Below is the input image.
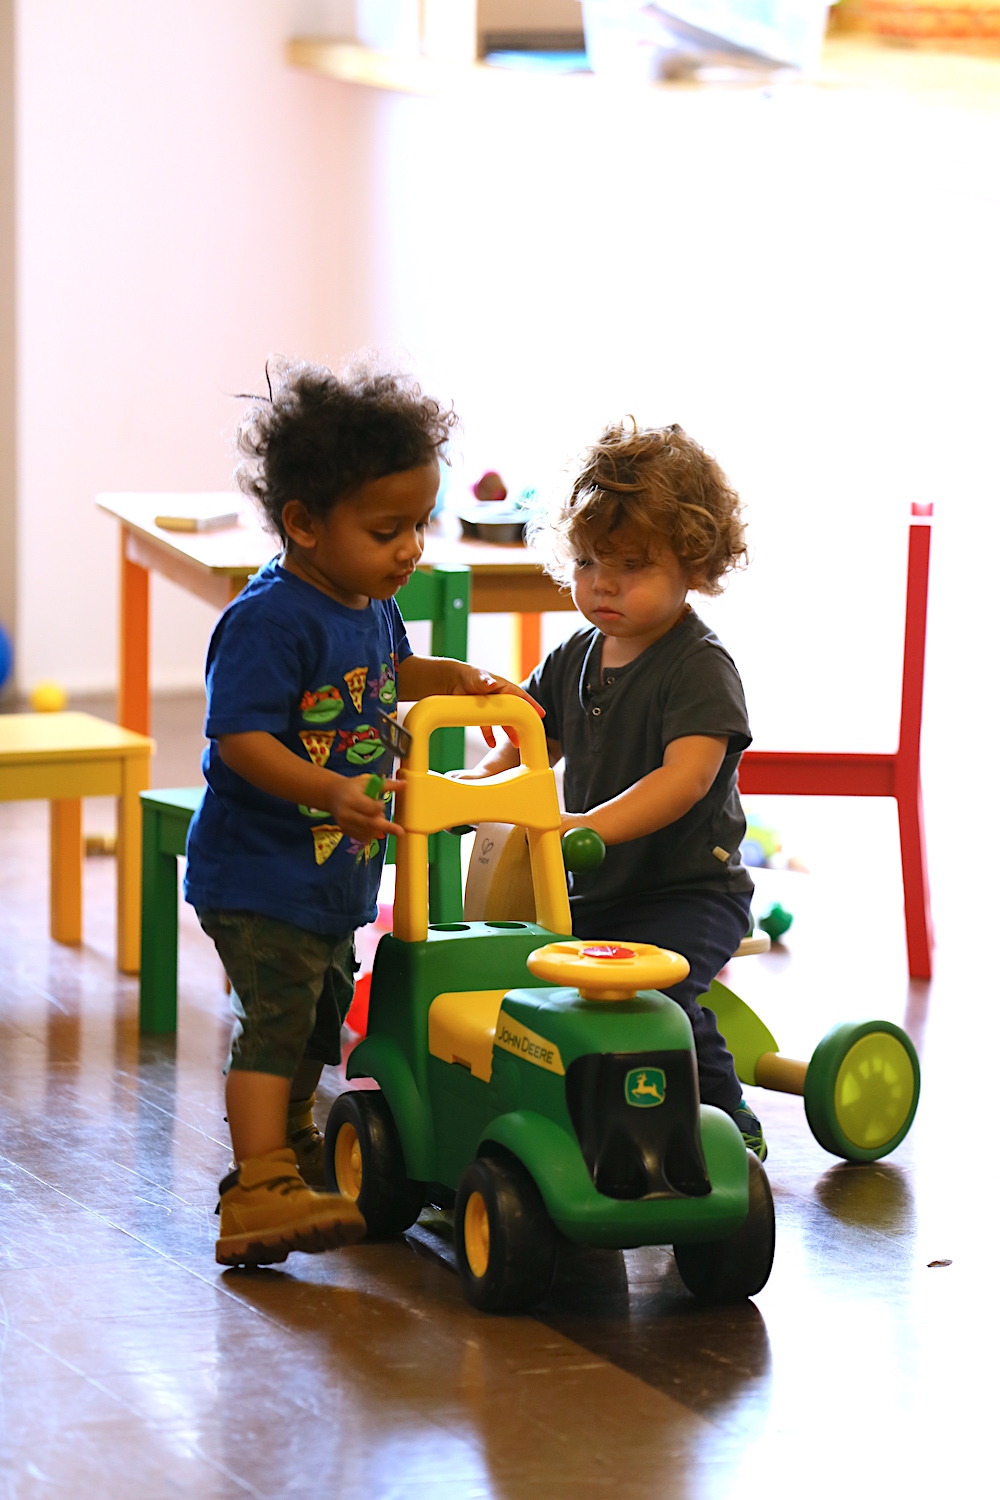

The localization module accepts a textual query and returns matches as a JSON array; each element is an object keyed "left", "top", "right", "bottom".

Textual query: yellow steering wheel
[{"left": 526, "top": 940, "right": 690, "bottom": 1002}]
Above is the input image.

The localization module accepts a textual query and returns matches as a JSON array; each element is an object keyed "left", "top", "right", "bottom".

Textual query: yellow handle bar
[
  {"left": 393, "top": 695, "right": 571, "bottom": 943},
  {"left": 398, "top": 695, "right": 551, "bottom": 775}
]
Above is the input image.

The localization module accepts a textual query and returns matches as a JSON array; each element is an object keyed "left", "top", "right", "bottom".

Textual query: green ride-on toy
[
  {"left": 706, "top": 973, "right": 920, "bottom": 1165},
  {"left": 325, "top": 695, "right": 776, "bottom": 1311},
  {"left": 463, "top": 816, "right": 921, "bottom": 1169}
]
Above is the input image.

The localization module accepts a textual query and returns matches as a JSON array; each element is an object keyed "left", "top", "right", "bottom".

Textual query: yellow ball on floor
[{"left": 30, "top": 680, "right": 68, "bottom": 713}]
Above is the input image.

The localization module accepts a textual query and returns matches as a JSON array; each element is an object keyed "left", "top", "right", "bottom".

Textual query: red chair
[{"left": 738, "top": 504, "right": 934, "bottom": 979}]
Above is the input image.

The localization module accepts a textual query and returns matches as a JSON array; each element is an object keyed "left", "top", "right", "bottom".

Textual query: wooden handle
[{"left": 754, "top": 1052, "right": 808, "bottom": 1096}]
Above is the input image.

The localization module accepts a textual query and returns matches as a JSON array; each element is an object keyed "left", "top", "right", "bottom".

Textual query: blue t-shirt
[{"left": 183, "top": 559, "right": 412, "bottom": 935}]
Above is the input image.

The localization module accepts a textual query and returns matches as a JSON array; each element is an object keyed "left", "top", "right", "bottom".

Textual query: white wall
[
  {"left": 318, "top": 76, "right": 1000, "bottom": 752},
  {"left": 15, "top": 6, "right": 1000, "bottom": 760},
  {"left": 15, "top": 0, "right": 354, "bottom": 693}
]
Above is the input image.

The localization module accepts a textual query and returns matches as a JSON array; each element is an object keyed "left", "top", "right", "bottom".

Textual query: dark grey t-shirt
[{"left": 526, "top": 611, "right": 753, "bottom": 913}]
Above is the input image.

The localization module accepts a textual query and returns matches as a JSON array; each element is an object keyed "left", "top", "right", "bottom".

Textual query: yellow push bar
[{"left": 393, "top": 695, "right": 570, "bottom": 943}]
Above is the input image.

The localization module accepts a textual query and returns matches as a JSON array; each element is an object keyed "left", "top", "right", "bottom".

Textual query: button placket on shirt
[
  {"left": 585, "top": 677, "right": 612, "bottom": 744},
  {"left": 578, "top": 633, "right": 618, "bottom": 752}
]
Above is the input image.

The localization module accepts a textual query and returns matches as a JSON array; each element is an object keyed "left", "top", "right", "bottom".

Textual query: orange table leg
[
  {"left": 50, "top": 799, "right": 82, "bottom": 945},
  {"left": 512, "top": 612, "right": 543, "bottom": 683},
  {"left": 117, "top": 750, "right": 149, "bottom": 974},
  {"left": 118, "top": 526, "right": 150, "bottom": 736}
]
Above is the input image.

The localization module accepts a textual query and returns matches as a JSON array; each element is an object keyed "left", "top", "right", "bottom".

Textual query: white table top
[{"left": 97, "top": 492, "right": 563, "bottom": 582}]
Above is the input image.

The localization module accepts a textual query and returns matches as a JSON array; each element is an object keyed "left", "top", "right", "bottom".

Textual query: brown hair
[
  {"left": 530, "top": 420, "right": 748, "bottom": 597},
  {"left": 235, "top": 356, "right": 458, "bottom": 541}
]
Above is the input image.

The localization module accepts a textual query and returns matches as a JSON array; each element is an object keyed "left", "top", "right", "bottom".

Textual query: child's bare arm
[
  {"left": 561, "top": 735, "right": 727, "bottom": 845},
  {"left": 217, "top": 732, "right": 403, "bottom": 842},
  {"left": 452, "top": 732, "right": 562, "bottom": 780},
  {"left": 397, "top": 655, "right": 541, "bottom": 709}
]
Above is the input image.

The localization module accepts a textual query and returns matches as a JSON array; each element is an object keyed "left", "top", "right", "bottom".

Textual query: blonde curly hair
[{"left": 529, "top": 420, "right": 748, "bottom": 597}]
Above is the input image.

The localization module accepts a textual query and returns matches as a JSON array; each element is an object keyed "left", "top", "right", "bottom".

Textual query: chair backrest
[
  {"left": 395, "top": 565, "right": 470, "bottom": 777},
  {"left": 898, "top": 506, "right": 931, "bottom": 774},
  {"left": 383, "top": 567, "right": 471, "bottom": 920}
]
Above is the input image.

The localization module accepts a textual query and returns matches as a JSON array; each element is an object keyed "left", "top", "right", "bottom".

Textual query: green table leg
[
  {"left": 429, "top": 831, "right": 464, "bottom": 924},
  {"left": 426, "top": 570, "right": 470, "bottom": 925},
  {"left": 364, "top": 564, "right": 471, "bottom": 928},
  {"left": 139, "top": 801, "right": 179, "bottom": 1035}
]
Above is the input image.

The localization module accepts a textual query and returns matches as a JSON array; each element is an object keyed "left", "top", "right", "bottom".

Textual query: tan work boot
[
  {"left": 216, "top": 1147, "right": 365, "bottom": 1267},
  {"left": 287, "top": 1094, "right": 327, "bottom": 1188}
]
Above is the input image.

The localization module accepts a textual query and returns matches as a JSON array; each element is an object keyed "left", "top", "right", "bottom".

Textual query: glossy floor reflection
[{"left": 1, "top": 696, "right": 994, "bottom": 1497}]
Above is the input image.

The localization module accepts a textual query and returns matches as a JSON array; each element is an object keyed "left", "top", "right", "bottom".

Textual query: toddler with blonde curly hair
[{"left": 464, "top": 419, "right": 766, "bottom": 1158}]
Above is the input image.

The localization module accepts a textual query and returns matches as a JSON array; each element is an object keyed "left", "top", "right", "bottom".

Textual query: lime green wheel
[{"left": 804, "top": 1020, "right": 920, "bottom": 1162}]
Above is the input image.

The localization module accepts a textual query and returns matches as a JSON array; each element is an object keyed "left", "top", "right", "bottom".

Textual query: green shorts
[{"left": 197, "top": 909, "right": 358, "bottom": 1079}]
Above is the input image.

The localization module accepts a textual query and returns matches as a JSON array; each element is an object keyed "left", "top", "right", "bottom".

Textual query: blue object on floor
[{"left": 0, "top": 624, "right": 11, "bottom": 692}]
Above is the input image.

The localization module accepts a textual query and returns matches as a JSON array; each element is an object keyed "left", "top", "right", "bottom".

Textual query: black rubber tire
[
  {"left": 674, "top": 1151, "right": 775, "bottom": 1303},
  {"left": 454, "top": 1154, "right": 559, "bottom": 1313},
  {"left": 324, "top": 1090, "right": 426, "bottom": 1238}
]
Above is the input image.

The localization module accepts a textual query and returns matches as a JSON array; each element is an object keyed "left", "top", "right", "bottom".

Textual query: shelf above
[
  {"left": 286, "top": 39, "right": 591, "bottom": 97},
  {"left": 287, "top": 35, "right": 1000, "bottom": 113}
]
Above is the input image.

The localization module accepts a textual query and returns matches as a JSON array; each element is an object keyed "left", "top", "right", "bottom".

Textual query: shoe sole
[{"left": 216, "top": 1211, "right": 366, "bottom": 1268}]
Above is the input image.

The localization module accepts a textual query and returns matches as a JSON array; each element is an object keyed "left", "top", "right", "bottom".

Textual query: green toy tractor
[
  {"left": 326, "top": 696, "right": 920, "bottom": 1311},
  {"left": 325, "top": 695, "right": 775, "bottom": 1311}
]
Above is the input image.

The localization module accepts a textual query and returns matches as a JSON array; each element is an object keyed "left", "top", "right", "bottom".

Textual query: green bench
[
  {"left": 139, "top": 786, "right": 204, "bottom": 1033},
  {"left": 138, "top": 565, "right": 471, "bottom": 1034}
]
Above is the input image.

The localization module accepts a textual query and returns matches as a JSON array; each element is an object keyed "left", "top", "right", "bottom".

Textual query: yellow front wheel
[
  {"left": 463, "top": 1191, "right": 491, "bottom": 1280},
  {"left": 333, "top": 1123, "right": 363, "bottom": 1201},
  {"left": 454, "top": 1156, "right": 558, "bottom": 1312},
  {"left": 324, "top": 1091, "right": 426, "bottom": 1236},
  {"left": 804, "top": 1021, "right": 920, "bottom": 1161}
]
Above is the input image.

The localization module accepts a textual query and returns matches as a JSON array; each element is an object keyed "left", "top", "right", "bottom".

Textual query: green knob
[
  {"left": 758, "top": 902, "right": 793, "bottom": 942},
  {"left": 562, "top": 827, "right": 605, "bottom": 873}
]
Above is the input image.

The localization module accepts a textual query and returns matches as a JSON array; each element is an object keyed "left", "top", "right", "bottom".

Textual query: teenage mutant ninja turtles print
[
  {"left": 311, "top": 824, "right": 344, "bottom": 866},
  {"left": 335, "top": 724, "right": 386, "bottom": 766},
  {"left": 343, "top": 666, "right": 368, "bottom": 712},
  {"left": 300, "top": 686, "right": 344, "bottom": 724},
  {"left": 371, "top": 662, "right": 397, "bottom": 706},
  {"left": 185, "top": 558, "right": 413, "bottom": 936}
]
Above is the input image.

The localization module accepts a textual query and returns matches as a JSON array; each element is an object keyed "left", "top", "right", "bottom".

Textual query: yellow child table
[{"left": 0, "top": 713, "right": 153, "bottom": 973}]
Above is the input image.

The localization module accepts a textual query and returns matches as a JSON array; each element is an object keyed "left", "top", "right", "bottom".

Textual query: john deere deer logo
[{"left": 624, "top": 1067, "right": 666, "bottom": 1108}]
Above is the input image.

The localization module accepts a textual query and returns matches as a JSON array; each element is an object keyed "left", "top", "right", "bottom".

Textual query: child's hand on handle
[
  {"left": 326, "top": 772, "right": 404, "bottom": 843},
  {"left": 446, "top": 765, "right": 493, "bottom": 783},
  {"left": 448, "top": 664, "right": 543, "bottom": 748}
]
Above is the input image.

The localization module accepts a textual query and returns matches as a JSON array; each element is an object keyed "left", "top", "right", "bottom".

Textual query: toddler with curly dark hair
[
  {"left": 184, "top": 357, "right": 538, "bottom": 1267},
  {"left": 461, "top": 419, "right": 766, "bottom": 1159}
]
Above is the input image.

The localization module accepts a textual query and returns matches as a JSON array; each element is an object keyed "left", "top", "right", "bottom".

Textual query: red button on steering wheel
[
  {"left": 526, "top": 940, "right": 691, "bottom": 1001},
  {"left": 580, "top": 944, "right": 636, "bottom": 961}
]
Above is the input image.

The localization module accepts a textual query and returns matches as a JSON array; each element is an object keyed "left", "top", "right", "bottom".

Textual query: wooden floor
[{"left": 0, "top": 693, "right": 994, "bottom": 1497}]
